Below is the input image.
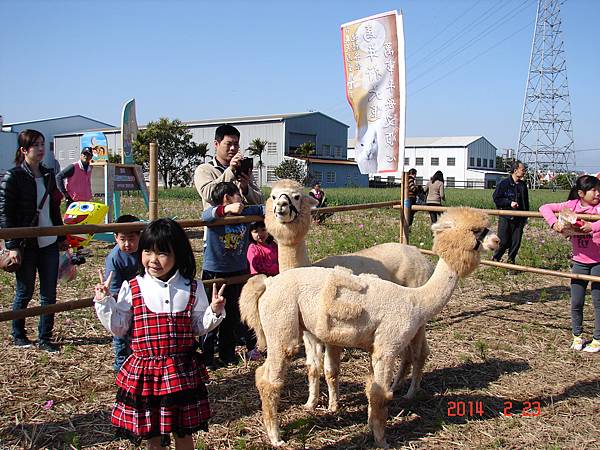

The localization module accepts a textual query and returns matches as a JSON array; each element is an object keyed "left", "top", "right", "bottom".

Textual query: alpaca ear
[
  {"left": 305, "top": 195, "right": 319, "bottom": 208},
  {"left": 431, "top": 217, "right": 454, "bottom": 234}
]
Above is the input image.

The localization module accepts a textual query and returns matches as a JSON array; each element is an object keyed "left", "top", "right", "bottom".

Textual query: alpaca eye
[
  {"left": 271, "top": 195, "right": 276, "bottom": 200},
  {"left": 293, "top": 194, "right": 300, "bottom": 201}
]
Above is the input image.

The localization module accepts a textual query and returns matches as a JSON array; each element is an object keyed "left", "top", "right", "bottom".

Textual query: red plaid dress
[{"left": 112, "top": 278, "right": 211, "bottom": 445}]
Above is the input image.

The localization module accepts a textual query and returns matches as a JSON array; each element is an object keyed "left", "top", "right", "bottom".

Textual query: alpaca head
[
  {"left": 431, "top": 207, "right": 499, "bottom": 277},
  {"left": 265, "top": 179, "right": 318, "bottom": 245}
]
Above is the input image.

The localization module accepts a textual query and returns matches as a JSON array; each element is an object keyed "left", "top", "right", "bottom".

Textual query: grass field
[{"left": 1, "top": 186, "right": 597, "bottom": 449}]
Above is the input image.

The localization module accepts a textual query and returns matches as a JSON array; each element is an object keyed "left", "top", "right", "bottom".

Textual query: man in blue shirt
[{"left": 104, "top": 214, "right": 142, "bottom": 373}]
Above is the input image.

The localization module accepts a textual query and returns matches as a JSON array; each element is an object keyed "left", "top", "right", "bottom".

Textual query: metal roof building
[
  {"left": 1, "top": 115, "right": 114, "bottom": 172},
  {"left": 54, "top": 111, "right": 368, "bottom": 188}
]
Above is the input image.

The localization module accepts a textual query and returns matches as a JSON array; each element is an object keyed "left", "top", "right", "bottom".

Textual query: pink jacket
[
  {"left": 247, "top": 241, "right": 279, "bottom": 276},
  {"left": 65, "top": 161, "right": 93, "bottom": 201},
  {"left": 539, "top": 199, "right": 600, "bottom": 264}
]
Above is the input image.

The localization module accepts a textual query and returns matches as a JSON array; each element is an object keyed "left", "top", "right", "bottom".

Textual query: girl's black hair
[
  {"left": 431, "top": 170, "right": 444, "bottom": 183},
  {"left": 138, "top": 218, "right": 196, "bottom": 281},
  {"left": 15, "top": 129, "right": 45, "bottom": 166},
  {"left": 568, "top": 175, "right": 600, "bottom": 200},
  {"left": 249, "top": 220, "right": 274, "bottom": 244},
  {"left": 211, "top": 181, "right": 240, "bottom": 205}
]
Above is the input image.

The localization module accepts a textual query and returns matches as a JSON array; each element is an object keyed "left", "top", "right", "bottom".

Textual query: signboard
[
  {"left": 81, "top": 131, "right": 108, "bottom": 161},
  {"left": 121, "top": 98, "right": 138, "bottom": 164},
  {"left": 341, "top": 10, "right": 406, "bottom": 174},
  {"left": 113, "top": 165, "right": 141, "bottom": 191}
]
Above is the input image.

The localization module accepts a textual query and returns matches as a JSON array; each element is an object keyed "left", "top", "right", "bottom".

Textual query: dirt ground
[{"left": 0, "top": 236, "right": 599, "bottom": 449}]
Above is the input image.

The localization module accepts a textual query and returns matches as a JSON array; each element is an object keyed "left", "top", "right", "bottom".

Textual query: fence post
[
  {"left": 149, "top": 142, "right": 158, "bottom": 221},
  {"left": 399, "top": 171, "right": 410, "bottom": 244}
]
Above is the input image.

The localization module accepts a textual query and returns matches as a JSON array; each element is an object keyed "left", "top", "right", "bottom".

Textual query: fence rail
[{"left": 1, "top": 199, "right": 599, "bottom": 323}]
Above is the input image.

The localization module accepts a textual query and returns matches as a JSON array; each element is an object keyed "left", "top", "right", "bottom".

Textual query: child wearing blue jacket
[{"left": 201, "top": 181, "right": 264, "bottom": 369}]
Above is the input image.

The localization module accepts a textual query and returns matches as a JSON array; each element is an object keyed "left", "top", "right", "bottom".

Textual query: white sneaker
[
  {"left": 582, "top": 339, "right": 600, "bottom": 353},
  {"left": 570, "top": 335, "right": 586, "bottom": 351}
]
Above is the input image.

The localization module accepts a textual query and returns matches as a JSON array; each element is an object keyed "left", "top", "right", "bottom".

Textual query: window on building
[
  {"left": 404, "top": 157, "right": 409, "bottom": 165},
  {"left": 447, "top": 157, "right": 456, "bottom": 166},
  {"left": 313, "top": 171, "right": 323, "bottom": 183},
  {"left": 326, "top": 171, "right": 336, "bottom": 184},
  {"left": 447, "top": 177, "right": 455, "bottom": 187},
  {"left": 267, "top": 142, "right": 277, "bottom": 155},
  {"left": 416, "top": 176, "right": 423, "bottom": 186},
  {"left": 476, "top": 157, "right": 481, "bottom": 166},
  {"left": 483, "top": 159, "right": 488, "bottom": 167},
  {"left": 416, "top": 157, "right": 424, "bottom": 166},
  {"left": 334, "top": 146, "right": 342, "bottom": 157},
  {"left": 266, "top": 166, "right": 278, "bottom": 182},
  {"left": 489, "top": 159, "right": 494, "bottom": 168},
  {"left": 322, "top": 144, "right": 330, "bottom": 157},
  {"left": 431, "top": 157, "right": 439, "bottom": 166},
  {"left": 470, "top": 157, "right": 475, "bottom": 166}
]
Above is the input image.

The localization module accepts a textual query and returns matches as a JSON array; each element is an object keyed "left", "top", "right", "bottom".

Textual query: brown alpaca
[
  {"left": 240, "top": 207, "right": 500, "bottom": 447},
  {"left": 265, "top": 179, "right": 435, "bottom": 411}
]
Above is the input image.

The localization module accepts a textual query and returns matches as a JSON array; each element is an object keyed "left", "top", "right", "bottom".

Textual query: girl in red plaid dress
[{"left": 94, "top": 218, "right": 226, "bottom": 449}]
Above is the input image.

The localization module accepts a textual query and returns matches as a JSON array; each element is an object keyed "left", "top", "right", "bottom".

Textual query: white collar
[{"left": 143, "top": 270, "right": 182, "bottom": 286}]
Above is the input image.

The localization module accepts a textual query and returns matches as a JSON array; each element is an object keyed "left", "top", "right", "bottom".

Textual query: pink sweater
[
  {"left": 539, "top": 199, "right": 600, "bottom": 264},
  {"left": 247, "top": 241, "right": 279, "bottom": 276}
]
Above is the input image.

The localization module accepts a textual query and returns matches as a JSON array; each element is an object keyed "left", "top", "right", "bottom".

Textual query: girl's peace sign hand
[
  {"left": 94, "top": 269, "right": 113, "bottom": 302},
  {"left": 211, "top": 283, "right": 226, "bottom": 316}
]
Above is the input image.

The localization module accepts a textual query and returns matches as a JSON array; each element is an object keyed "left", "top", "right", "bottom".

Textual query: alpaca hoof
[
  {"left": 328, "top": 402, "right": 338, "bottom": 412},
  {"left": 303, "top": 400, "right": 317, "bottom": 411},
  {"left": 272, "top": 440, "right": 286, "bottom": 447},
  {"left": 374, "top": 439, "right": 389, "bottom": 449}
]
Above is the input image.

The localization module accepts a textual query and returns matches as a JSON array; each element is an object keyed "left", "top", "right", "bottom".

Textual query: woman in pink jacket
[{"left": 539, "top": 175, "right": 600, "bottom": 352}]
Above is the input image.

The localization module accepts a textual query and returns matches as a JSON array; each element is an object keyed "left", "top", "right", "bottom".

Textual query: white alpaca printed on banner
[{"left": 342, "top": 10, "right": 406, "bottom": 175}]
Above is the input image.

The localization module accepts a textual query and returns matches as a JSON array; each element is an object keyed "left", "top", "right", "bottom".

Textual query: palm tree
[
  {"left": 248, "top": 138, "right": 267, "bottom": 186},
  {"left": 195, "top": 142, "right": 211, "bottom": 163},
  {"left": 297, "top": 141, "right": 316, "bottom": 185}
]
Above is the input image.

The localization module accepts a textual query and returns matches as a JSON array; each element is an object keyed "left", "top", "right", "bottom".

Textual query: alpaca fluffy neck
[
  {"left": 278, "top": 240, "right": 310, "bottom": 271},
  {"left": 414, "top": 258, "right": 459, "bottom": 322}
]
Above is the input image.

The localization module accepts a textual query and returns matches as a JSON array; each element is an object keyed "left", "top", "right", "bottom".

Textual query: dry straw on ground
[{"left": 0, "top": 208, "right": 598, "bottom": 449}]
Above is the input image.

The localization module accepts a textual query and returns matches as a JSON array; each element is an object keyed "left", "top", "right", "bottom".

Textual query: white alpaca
[
  {"left": 265, "top": 179, "right": 435, "bottom": 412},
  {"left": 241, "top": 207, "right": 499, "bottom": 447}
]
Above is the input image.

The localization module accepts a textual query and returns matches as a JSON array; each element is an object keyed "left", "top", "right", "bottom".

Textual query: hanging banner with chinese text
[
  {"left": 341, "top": 10, "right": 405, "bottom": 174},
  {"left": 121, "top": 98, "right": 138, "bottom": 165}
]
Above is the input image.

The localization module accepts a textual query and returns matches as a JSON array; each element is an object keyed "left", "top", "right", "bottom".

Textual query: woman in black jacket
[{"left": 0, "top": 129, "right": 66, "bottom": 352}]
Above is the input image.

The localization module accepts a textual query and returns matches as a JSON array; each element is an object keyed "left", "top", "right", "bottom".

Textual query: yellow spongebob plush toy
[{"left": 63, "top": 201, "right": 109, "bottom": 248}]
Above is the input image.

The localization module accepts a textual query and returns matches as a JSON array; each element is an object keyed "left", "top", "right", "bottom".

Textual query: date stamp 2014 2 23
[{"left": 446, "top": 400, "right": 541, "bottom": 417}]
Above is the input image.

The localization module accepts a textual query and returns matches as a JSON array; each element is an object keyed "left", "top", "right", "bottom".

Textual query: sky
[{"left": 1, "top": 0, "right": 598, "bottom": 171}]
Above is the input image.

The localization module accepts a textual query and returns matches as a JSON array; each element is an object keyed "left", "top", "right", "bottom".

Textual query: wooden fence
[{"left": 1, "top": 194, "right": 599, "bottom": 323}]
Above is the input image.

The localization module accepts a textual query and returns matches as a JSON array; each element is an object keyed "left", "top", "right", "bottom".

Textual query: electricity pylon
[{"left": 517, "top": 0, "right": 575, "bottom": 189}]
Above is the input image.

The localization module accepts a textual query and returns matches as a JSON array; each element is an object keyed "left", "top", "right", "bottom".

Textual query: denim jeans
[
  {"left": 112, "top": 335, "right": 132, "bottom": 373},
  {"left": 12, "top": 242, "right": 59, "bottom": 342}
]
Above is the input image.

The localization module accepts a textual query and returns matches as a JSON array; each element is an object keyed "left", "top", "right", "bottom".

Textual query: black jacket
[
  {"left": 0, "top": 162, "right": 64, "bottom": 250},
  {"left": 492, "top": 175, "right": 530, "bottom": 222}
]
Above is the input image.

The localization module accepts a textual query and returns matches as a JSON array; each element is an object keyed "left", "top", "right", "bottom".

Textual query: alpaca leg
[
  {"left": 404, "top": 327, "right": 429, "bottom": 400},
  {"left": 303, "top": 331, "right": 324, "bottom": 411},
  {"left": 366, "top": 350, "right": 396, "bottom": 449},
  {"left": 390, "top": 347, "right": 411, "bottom": 393},
  {"left": 255, "top": 351, "right": 290, "bottom": 447},
  {"left": 324, "top": 345, "right": 342, "bottom": 412}
]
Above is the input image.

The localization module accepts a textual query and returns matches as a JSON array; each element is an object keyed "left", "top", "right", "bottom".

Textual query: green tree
[
  {"left": 133, "top": 118, "right": 204, "bottom": 188},
  {"left": 248, "top": 138, "right": 267, "bottom": 186},
  {"left": 273, "top": 158, "right": 307, "bottom": 185},
  {"left": 296, "top": 141, "right": 316, "bottom": 185}
]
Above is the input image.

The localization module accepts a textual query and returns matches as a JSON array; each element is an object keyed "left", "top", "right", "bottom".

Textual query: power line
[
  {"left": 410, "top": 19, "right": 534, "bottom": 96},
  {"left": 406, "top": 0, "right": 484, "bottom": 60},
  {"left": 408, "top": 0, "right": 533, "bottom": 86}
]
